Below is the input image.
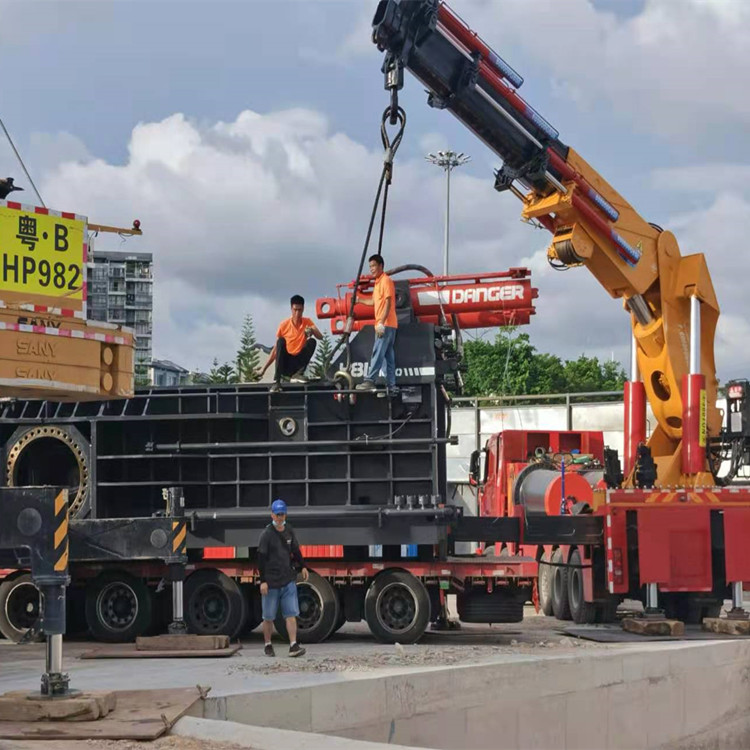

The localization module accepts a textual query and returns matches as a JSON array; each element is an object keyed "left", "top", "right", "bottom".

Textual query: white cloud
[
  {"left": 36, "top": 108, "right": 535, "bottom": 370},
  {"left": 652, "top": 163, "right": 750, "bottom": 194}
]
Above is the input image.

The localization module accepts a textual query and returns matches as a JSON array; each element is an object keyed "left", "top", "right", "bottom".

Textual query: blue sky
[{"left": 1, "top": 0, "right": 749, "bottom": 380}]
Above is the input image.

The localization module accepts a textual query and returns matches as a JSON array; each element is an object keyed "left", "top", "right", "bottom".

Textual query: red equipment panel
[
  {"left": 606, "top": 507, "right": 629, "bottom": 594},
  {"left": 636, "top": 507, "right": 712, "bottom": 591},
  {"left": 722, "top": 509, "right": 750, "bottom": 585}
]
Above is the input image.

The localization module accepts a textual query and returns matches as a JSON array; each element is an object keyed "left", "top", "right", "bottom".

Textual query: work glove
[
  {"left": 305, "top": 326, "right": 313, "bottom": 338},
  {"left": 375, "top": 323, "right": 385, "bottom": 338}
]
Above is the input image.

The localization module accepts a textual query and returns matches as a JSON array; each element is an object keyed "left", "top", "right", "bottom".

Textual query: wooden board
[
  {"left": 80, "top": 644, "right": 241, "bottom": 659},
  {"left": 622, "top": 617, "right": 685, "bottom": 636},
  {"left": 563, "top": 625, "right": 750, "bottom": 643},
  {"left": 703, "top": 617, "right": 750, "bottom": 635},
  {"left": 0, "top": 687, "right": 203, "bottom": 741},
  {"left": 136, "top": 634, "right": 229, "bottom": 651}
]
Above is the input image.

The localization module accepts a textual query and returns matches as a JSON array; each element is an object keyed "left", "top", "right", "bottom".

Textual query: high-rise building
[{"left": 87, "top": 249, "right": 153, "bottom": 383}]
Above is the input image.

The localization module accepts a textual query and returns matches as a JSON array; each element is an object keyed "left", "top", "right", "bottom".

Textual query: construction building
[{"left": 87, "top": 249, "right": 153, "bottom": 382}]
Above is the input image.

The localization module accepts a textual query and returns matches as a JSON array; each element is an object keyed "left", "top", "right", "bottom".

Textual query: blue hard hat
[{"left": 271, "top": 499, "right": 288, "bottom": 515}]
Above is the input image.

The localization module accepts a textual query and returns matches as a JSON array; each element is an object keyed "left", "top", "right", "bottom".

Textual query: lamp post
[{"left": 425, "top": 150, "right": 471, "bottom": 275}]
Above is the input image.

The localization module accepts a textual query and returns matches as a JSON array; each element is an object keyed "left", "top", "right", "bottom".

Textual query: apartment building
[{"left": 87, "top": 249, "right": 153, "bottom": 382}]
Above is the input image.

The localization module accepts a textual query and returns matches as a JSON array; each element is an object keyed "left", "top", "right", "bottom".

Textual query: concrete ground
[
  {"left": 1, "top": 607, "right": 717, "bottom": 750},
  {"left": 0, "top": 609, "right": 617, "bottom": 698}
]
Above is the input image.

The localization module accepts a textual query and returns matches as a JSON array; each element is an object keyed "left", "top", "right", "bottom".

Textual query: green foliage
[
  {"left": 209, "top": 357, "right": 237, "bottom": 384},
  {"left": 308, "top": 333, "right": 334, "bottom": 380},
  {"left": 236, "top": 315, "right": 262, "bottom": 383},
  {"left": 463, "top": 329, "right": 626, "bottom": 398}
]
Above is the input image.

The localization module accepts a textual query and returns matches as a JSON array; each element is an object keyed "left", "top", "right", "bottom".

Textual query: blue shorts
[{"left": 262, "top": 580, "right": 300, "bottom": 620}]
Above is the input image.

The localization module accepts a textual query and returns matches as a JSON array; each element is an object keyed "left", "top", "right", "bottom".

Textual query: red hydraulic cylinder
[
  {"left": 623, "top": 380, "right": 647, "bottom": 476},
  {"left": 682, "top": 373, "right": 707, "bottom": 475},
  {"left": 317, "top": 276, "right": 537, "bottom": 321},
  {"left": 328, "top": 308, "right": 535, "bottom": 334}
]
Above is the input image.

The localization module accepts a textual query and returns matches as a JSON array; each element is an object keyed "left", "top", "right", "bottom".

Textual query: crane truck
[
  {"left": 4, "top": 0, "right": 750, "bottom": 655},
  {"left": 372, "top": 0, "right": 750, "bottom": 625}
]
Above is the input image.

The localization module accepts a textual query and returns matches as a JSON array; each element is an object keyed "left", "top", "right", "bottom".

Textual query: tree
[
  {"left": 462, "top": 330, "right": 627, "bottom": 398},
  {"left": 463, "top": 330, "right": 537, "bottom": 397},
  {"left": 236, "top": 315, "right": 261, "bottom": 383},
  {"left": 209, "top": 358, "right": 236, "bottom": 384},
  {"left": 309, "top": 333, "right": 334, "bottom": 380}
]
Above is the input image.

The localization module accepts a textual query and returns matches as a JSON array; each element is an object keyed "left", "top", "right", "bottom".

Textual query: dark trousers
[{"left": 275, "top": 337, "right": 316, "bottom": 383}]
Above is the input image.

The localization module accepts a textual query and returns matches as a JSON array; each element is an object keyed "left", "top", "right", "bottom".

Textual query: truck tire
[
  {"left": 538, "top": 552, "right": 554, "bottom": 617},
  {"left": 85, "top": 570, "right": 153, "bottom": 643},
  {"left": 241, "top": 583, "right": 263, "bottom": 634},
  {"left": 185, "top": 569, "right": 246, "bottom": 639},
  {"left": 663, "top": 594, "right": 722, "bottom": 624},
  {"left": 567, "top": 549, "right": 597, "bottom": 624},
  {"left": 0, "top": 573, "right": 40, "bottom": 642},
  {"left": 66, "top": 586, "right": 88, "bottom": 637},
  {"left": 551, "top": 548, "right": 571, "bottom": 621},
  {"left": 597, "top": 597, "right": 620, "bottom": 623},
  {"left": 331, "top": 602, "right": 347, "bottom": 635},
  {"left": 274, "top": 571, "right": 340, "bottom": 644},
  {"left": 364, "top": 570, "right": 430, "bottom": 644}
]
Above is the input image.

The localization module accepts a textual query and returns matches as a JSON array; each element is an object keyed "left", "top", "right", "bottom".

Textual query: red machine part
[
  {"left": 681, "top": 374, "right": 706, "bottom": 475},
  {"left": 623, "top": 380, "right": 647, "bottom": 476},
  {"left": 479, "top": 430, "right": 605, "bottom": 519},
  {"left": 329, "top": 309, "right": 534, "bottom": 334},
  {"left": 316, "top": 269, "right": 538, "bottom": 333}
]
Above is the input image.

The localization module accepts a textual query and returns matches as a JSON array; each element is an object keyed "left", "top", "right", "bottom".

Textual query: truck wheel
[
  {"left": 85, "top": 571, "right": 153, "bottom": 643},
  {"left": 551, "top": 548, "right": 571, "bottom": 621},
  {"left": 0, "top": 573, "right": 40, "bottom": 642},
  {"left": 663, "top": 594, "right": 722, "bottom": 624},
  {"left": 66, "top": 586, "right": 88, "bottom": 637},
  {"left": 538, "top": 553, "right": 554, "bottom": 617},
  {"left": 274, "top": 572, "right": 340, "bottom": 644},
  {"left": 241, "top": 584, "right": 263, "bottom": 634},
  {"left": 364, "top": 570, "right": 430, "bottom": 644},
  {"left": 597, "top": 597, "right": 620, "bottom": 623},
  {"left": 185, "top": 569, "right": 246, "bottom": 639},
  {"left": 567, "top": 549, "right": 597, "bottom": 624},
  {"left": 331, "top": 602, "right": 346, "bottom": 635}
]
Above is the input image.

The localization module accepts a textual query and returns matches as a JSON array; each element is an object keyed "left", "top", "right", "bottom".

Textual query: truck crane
[{"left": 372, "top": 0, "right": 750, "bottom": 624}]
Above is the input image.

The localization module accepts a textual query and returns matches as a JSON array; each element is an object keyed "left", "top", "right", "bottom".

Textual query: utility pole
[{"left": 425, "top": 150, "right": 470, "bottom": 275}]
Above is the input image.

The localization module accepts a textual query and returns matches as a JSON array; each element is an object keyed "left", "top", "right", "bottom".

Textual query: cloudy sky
[{"left": 1, "top": 0, "right": 749, "bottom": 381}]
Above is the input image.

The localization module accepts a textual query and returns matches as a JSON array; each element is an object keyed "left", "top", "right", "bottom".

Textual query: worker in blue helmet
[{"left": 257, "top": 498, "right": 309, "bottom": 657}]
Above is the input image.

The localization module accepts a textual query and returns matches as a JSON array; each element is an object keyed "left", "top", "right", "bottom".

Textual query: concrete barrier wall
[{"left": 196, "top": 640, "right": 750, "bottom": 750}]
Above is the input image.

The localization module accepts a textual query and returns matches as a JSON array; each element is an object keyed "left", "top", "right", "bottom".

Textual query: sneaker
[
  {"left": 355, "top": 380, "right": 376, "bottom": 391},
  {"left": 270, "top": 384, "right": 281, "bottom": 394},
  {"left": 378, "top": 386, "right": 400, "bottom": 399},
  {"left": 288, "top": 642, "right": 306, "bottom": 658},
  {"left": 264, "top": 643, "right": 275, "bottom": 657},
  {"left": 290, "top": 371, "right": 308, "bottom": 384}
]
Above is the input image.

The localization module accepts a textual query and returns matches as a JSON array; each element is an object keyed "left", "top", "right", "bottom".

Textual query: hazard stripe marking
[
  {"left": 54, "top": 517, "right": 68, "bottom": 549},
  {"left": 54, "top": 545, "right": 69, "bottom": 572},
  {"left": 173, "top": 525, "right": 187, "bottom": 551}
]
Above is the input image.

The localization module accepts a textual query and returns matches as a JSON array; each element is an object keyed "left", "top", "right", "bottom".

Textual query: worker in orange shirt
[
  {"left": 356, "top": 254, "right": 398, "bottom": 395},
  {"left": 261, "top": 295, "right": 323, "bottom": 392}
]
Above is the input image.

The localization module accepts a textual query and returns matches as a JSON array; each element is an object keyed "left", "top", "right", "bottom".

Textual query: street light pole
[{"left": 426, "top": 150, "right": 471, "bottom": 275}]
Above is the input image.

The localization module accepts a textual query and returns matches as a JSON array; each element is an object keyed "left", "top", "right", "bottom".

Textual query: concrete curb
[
  {"left": 192, "top": 640, "right": 750, "bottom": 749},
  {"left": 172, "top": 715, "right": 428, "bottom": 750}
]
